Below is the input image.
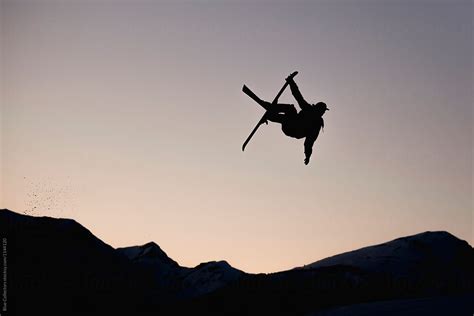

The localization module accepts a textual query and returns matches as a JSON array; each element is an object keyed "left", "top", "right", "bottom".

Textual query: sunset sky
[{"left": 1, "top": 0, "right": 472, "bottom": 273}]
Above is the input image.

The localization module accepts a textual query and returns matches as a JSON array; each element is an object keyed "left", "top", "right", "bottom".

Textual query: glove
[{"left": 304, "top": 157, "right": 310, "bottom": 165}]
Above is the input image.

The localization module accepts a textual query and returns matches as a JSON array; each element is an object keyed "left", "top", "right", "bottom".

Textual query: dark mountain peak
[
  {"left": 0, "top": 208, "right": 107, "bottom": 250},
  {"left": 194, "top": 260, "right": 232, "bottom": 270},
  {"left": 395, "top": 230, "right": 463, "bottom": 243},
  {"left": 140, "top": 241, "right": 177, "bottom": 263},
  {"left": 181, "top": 260, "right": 244, "bottom": 297},
  {"left": 1, "top": 208, "right": 76, "bottom": 228},
  {"left": 1, "top": 208, "right": 23, "bottom": 217},
  {"left": 140, "top": 241, "right": 165, "bottom": 255},
  {"left": 0, "top": 209, "right": 155, "bottom": 316},
  {"left": 143, "top": 241, "right": 159, "bottom": 248},
  {"left": 117, "top": 241, "right": 179, "bottom": 267},
  {"left": 394, "top": 231, "right": 472, "bottom": 250}
]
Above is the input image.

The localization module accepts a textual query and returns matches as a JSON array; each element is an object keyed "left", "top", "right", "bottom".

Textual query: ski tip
[{"left": 289, "top": 71, "right": 298, "bottom": 78}]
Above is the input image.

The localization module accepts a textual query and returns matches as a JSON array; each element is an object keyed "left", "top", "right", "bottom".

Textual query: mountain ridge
[
  {"left": 300, "top": 230, "right": 473, "bottom": 274},
  {"left": 1, "top": 208, "right": 472, "bottom": 315}
]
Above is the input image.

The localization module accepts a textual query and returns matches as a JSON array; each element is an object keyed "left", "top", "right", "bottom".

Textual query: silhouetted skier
[{"left": 242, "top": 72, "right": 329, "bottom": 165}]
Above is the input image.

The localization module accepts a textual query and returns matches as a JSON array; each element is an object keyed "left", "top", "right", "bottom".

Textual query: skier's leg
[
  {"left": 265, "top": 104, "right": 296, "bottom": 124},
  {"left": 242, "top": 85, "right": 272, "bottom": 110},
  {"left": 271, "top": 103, "right": 297, "bottom": 116},
  {"left": 254, "top": 98, "right": 271, "bottom": 111},
  {"left": 266, "top": 113, "right": 285, "bottom": 124}
]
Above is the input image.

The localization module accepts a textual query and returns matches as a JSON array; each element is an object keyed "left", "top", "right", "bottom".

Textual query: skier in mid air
[{"left": 242, "top": 72, "right": 329, "bottom": 165}]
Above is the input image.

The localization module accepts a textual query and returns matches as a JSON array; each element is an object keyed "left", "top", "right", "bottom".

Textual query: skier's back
[{"left": 282, "top": 75, "right": 329, "bottom": 164}]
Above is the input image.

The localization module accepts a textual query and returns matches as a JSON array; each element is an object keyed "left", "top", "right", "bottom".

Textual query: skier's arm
[
  {"left": 304, "top": 135, "right": 316, "bottom": 165},
  {"left": 287, "top": 77, "right": 311, "bottom": 110}
]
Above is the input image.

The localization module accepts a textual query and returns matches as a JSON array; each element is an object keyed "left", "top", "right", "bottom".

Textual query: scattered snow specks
[{"left": 23, "top": 176, "right": 76, "bottom": 217}]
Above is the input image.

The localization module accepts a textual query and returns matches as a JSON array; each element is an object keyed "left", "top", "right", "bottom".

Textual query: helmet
[{"left": 315, "top": 102, "right": 329, "bottom": 111}]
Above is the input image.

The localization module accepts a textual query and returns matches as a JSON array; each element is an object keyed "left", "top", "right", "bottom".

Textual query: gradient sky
[{"left": 1, "top": 0, "right": 472, "bottom": 273}]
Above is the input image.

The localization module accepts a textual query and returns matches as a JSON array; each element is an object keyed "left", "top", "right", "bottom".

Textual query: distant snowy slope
[
  {"left": 181, "top": 260, "right": 244, "bottom": 297},
  {"left": 117, "top": 242, "right": 245, "bottom": 297},
  {"left": 301, "top": 231, "right": 473, "bottom": 278},
  {"left": 118, "top": 241, "right": 178, "bottom": 267}
]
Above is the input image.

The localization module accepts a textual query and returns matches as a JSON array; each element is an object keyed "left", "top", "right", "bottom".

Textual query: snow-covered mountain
[
  {"left": 118, "top": 241, "right": 179, "bottom": 267},
  {"left": 300, "top": 231, "right": 474, "bottom": 281},
  {"left": 117, "top": 242, "right": 181, "bottom": 283},
  {"left": 2, "top": 209, "right": 472, "bottom": 316},
  {"left": 117, "top": 242, "right": 244, "bottom": 297},
  {"left": 180, "top": 260, "right": 244, "bottom": 297}
]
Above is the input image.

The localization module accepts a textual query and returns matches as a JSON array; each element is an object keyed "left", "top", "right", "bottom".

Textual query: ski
[{"left": 241, "top": 71, "right": 298, "bottom": 151}]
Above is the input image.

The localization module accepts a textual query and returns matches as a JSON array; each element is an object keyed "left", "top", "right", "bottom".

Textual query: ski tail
[
  {"left": 242, "top": 114, "right": 268, "bottom": 151},
  {"left": 242, "top": 85, "right": 266, "bottom": 109}
]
